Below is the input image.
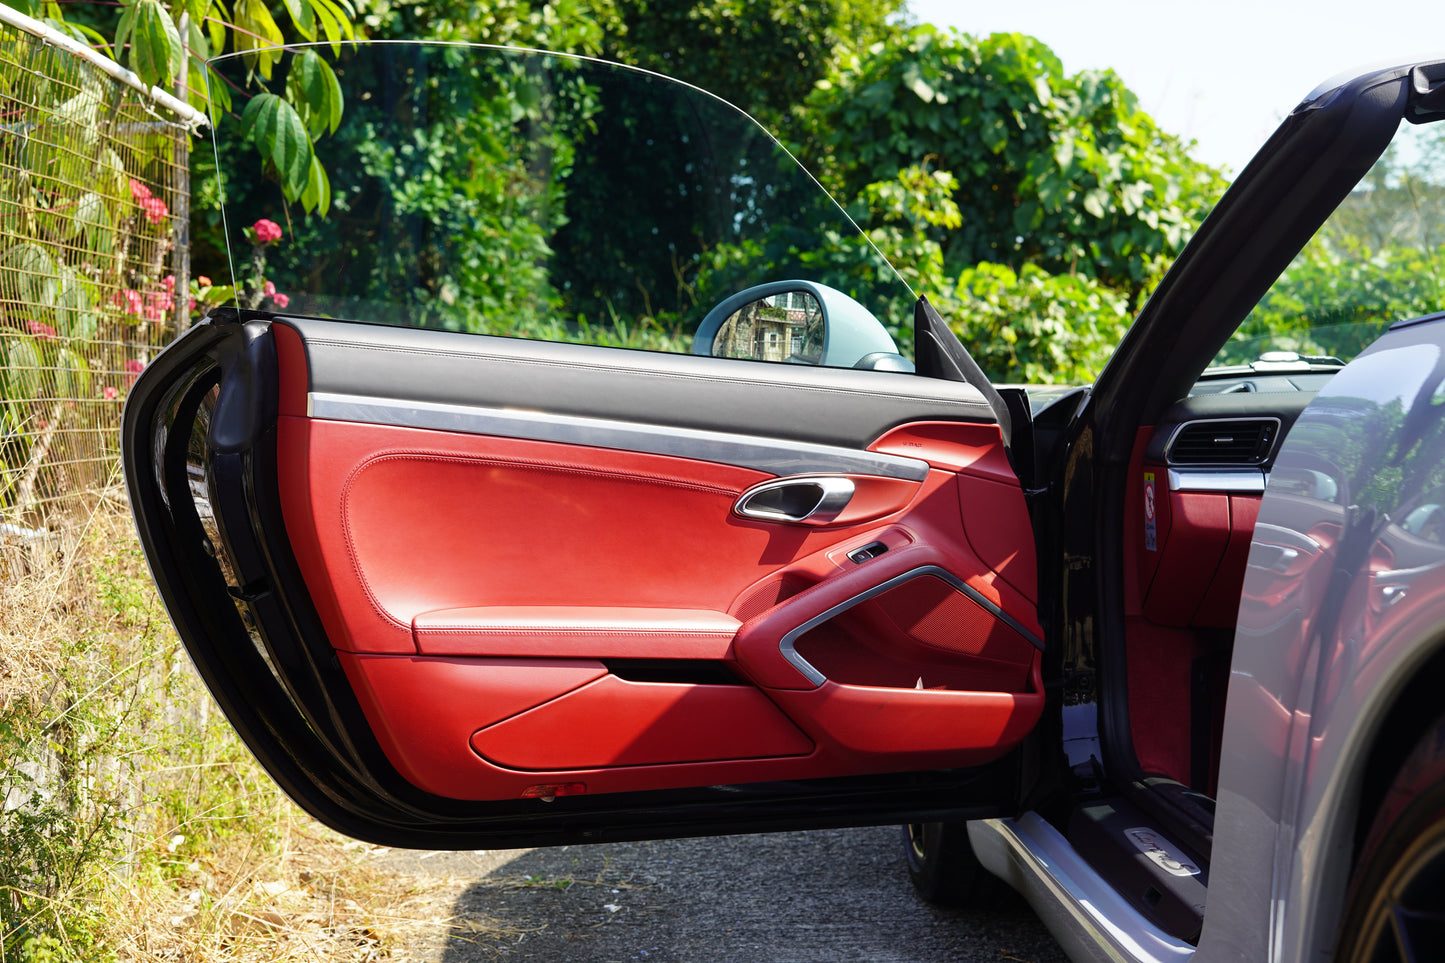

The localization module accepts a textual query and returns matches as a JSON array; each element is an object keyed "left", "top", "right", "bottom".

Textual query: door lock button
[{"left": 847, "top": 541, "right": 889, "bottom": 564}]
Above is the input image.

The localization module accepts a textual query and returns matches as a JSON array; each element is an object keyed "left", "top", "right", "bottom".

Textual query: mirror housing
[{"left": 692, "top": 280, "right": 912, "bottom": 370}]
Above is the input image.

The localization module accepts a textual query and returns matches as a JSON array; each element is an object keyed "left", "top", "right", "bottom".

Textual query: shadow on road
[{"left": 423, "top": 826, "right": 1066, "bottom": 962}]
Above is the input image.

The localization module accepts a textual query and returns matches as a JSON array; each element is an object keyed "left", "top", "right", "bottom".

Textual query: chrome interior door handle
[{"left": 734, "top": 476, "right": 855, "bottom": 525}]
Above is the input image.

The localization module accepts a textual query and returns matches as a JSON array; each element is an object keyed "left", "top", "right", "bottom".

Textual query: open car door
[{"left": 122, "top": 42, "right": 1048, "bottom": 848}]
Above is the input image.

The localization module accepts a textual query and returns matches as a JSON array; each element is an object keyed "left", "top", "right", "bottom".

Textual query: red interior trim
[
  {"left": 1194, "top": 495, "right": 1261, "bottom": 626},
  {"left": 869, "top": 421, "right": 1016, "bottom": 482},
  {"left": 279, "top": 416, "right": 780, "bottom": 653},
  {"left": 1142, "top": 490, "right": 1232, "bottom": 627},
  {"left": 1122, "top": 429, "right": 1264, "bottom": 791},
  {"left": 765, "top": 666, "right": 1043, "bottom": 764},
  {"left": 340, "top": 652, "right": 607, "bottom": 797},
  {"left": 342, "top": 649, "right": 1043, "bottom": 801},
  {"left": 733, "top": 540, "right": 1041, "bottom": 690},
  {"left": 469, "top": 674, "right": 814, "bottom": 770},
  {"left": 272, "top": 322, "right": 308, "bottom": 419}
]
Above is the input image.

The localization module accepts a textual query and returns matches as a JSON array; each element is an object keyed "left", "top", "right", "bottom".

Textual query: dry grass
[
  {"left": 105, "top": 823, "right": 416, "bottom": 962},
  {"left": 1, "top": 497, "right": 505, "bottom": 962}
]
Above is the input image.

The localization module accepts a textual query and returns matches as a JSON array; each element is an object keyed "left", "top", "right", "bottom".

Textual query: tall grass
[{"left": 0, "top": 502, "right": 411, "bottom": 962}]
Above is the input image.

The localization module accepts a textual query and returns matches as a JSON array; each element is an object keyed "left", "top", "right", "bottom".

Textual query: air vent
[{"left": 1167, "top": 418, "right": 1279, "bottom": 465}]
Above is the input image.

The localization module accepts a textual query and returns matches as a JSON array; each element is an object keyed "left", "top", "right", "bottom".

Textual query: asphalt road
[{"left": 381, "top": 825, "right": 1069, "bottom": 962}]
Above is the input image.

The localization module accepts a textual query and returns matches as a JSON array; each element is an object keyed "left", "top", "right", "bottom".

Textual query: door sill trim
[{"left": 969, "top": 813, "right": 1195, "bottom": 963}]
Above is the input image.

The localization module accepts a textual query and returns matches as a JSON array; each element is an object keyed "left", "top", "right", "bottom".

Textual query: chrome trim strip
[
  {"left": 778, "top": 564, "right": 1044, "bottom": 687},
  {"left": 969, "top": 814, "right": 1195, "bottom": 963},
  {"left": 1167, "top": 469, "right": 1267, "bottom": 493},
  {"left": 734, "top": 476, "right": 856, "bottom": 525},
  {"left": 307, "top": 392, "right": 931, "bottom": 481}
]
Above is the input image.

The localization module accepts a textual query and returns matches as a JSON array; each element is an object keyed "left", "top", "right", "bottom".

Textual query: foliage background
[{"left": 187, "top": 0, "right": 1234, "bottom": 384}]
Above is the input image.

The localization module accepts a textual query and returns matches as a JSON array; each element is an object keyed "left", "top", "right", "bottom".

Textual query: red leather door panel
[{"left": 275, "top": 328, "right": 1045, "bottom": 801}]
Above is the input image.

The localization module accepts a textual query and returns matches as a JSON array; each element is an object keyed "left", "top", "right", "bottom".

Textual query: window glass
[
  {"left": 1208, "top": 123, "right": 1445, "bottom": 378},
  {"left": 208, "top": 43, "right": 915, "bottom": 370}
]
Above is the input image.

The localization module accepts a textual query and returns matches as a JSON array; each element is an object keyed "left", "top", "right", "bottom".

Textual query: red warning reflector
[{"left": 520, "top": 783, "right": 586, "bottom": 799}]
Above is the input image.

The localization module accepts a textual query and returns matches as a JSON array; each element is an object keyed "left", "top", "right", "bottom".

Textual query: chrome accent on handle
[{"left": 734, "top": 476, "right": 855, "bottom": 525}]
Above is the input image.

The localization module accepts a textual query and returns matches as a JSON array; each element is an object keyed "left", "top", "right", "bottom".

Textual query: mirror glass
[{"left": 711, "top": 291, "right": 824, "bottom": 364}]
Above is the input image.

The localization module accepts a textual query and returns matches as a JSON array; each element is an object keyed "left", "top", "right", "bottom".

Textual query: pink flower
[
  {"left": 161, "top": 275, "right": 175, "bottom": 291},
  {"left": 188, "top": 297, "right": 196, "bottom": 311},
  {"left": 25, "top": 319, "right": 56, "bottom": 339},
  {"left": 103, "top": 386, "right": 118, "bottom": 400},
  {"left": 272, "top": 292, "right": 290, "bottom": 308},
  {"left": 139, "top": 196, "right": 168, "bottom": 225},
  {"left": 263, "top": 280, "right": 276, "bottom": 296},
  {"left": 115, "top": 289, "right": 143, "bottom": 315},
  {"left": 128, "top": 178, "right": 152, "bottom": 200},
  {"left": 252, "top": 219, "right": 282, "bottom": 244},
  {"left": 124, "top": 359, "right": 145, "bottom": 374},
  {"left": 197, "top": 276, "right": 211, "bottom": 286}
]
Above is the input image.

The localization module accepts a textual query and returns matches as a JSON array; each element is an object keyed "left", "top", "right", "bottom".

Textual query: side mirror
[
  {"left": 712, "top": 289, "right": 826, "bottom": 364},
  {"left": 692, "top": 280, "right": 913, "bottom": 371}
]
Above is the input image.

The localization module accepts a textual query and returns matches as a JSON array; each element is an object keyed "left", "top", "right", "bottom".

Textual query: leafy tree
[
  {"left": 804, "top": 27, "right": 1225, "bottom": 306},
  {"left": 364, "top": 0, "right": 617, "bottom": 56},
  {"left": 1221, "top": 125, "right": 1445, "bottom": 367},
  {"left": 10, "top": 0, "right": 359, "bottom": 217},
  {"left": 941, "top": 261, "right": 1131, "bottom": 383},
  {"left": 602, "top": 0, "right": 903, "bottom": 129}
]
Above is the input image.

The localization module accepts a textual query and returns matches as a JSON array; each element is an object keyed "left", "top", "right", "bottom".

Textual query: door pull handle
[{"left": 733, "top": 477, "right": 855, "bottom": 525}]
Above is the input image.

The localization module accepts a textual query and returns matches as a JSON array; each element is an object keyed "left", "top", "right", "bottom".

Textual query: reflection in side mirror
[
  {"left": 712, "top": 290, "right": 824, "bottom": 364},
  {"left": 691, "top": 280, "right": 913, "bottom": 371}
]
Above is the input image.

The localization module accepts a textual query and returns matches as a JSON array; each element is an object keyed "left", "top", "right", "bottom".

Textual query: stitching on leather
[
  {"left": 303, "top": 337, "right": 991, "bottom": 410},
  {"left": 338, "top": 448, "right": 747, "bottom": 631}
]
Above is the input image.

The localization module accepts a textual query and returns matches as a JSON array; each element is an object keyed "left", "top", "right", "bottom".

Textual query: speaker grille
[{"left": 732, "top": 574, "right": 810, "bottom": 622}]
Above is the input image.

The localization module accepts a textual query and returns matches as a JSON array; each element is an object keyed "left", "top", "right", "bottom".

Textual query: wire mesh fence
[{"left": 0, "top": 17, "right": 199, "bottom": 571}]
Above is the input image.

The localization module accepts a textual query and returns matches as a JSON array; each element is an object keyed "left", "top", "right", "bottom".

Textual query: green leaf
[
  {"left": 129, "top": 0, "right": 184, "bottom": 88},
  {"left": 280, "top": 0, "right": 315, "bottom": 40},
  {"left": 206, "top": 0, "right": 226, "bottom": 53},
  {"left": 2, "top": 336, "right": 42, "bottom": 406},
  {"left": 72, "top": 193, "right": 113, "bottom": 255},
  {"left": 233, "top": 0, "right": 285, "bottom": 78},
  {"left": 309, "top": 0, "right": 355, "bottom": 50},
  {"left": 113, "top": 2, "right": 137, "bottom": 65},
  {"left": 301, "top": 153, "right": 330, "bottom": 216},
  {"left": 98, "top": 149, "right": 128, "bottom": 205},
  {"left": 53, "top": 268, "right": 97, "bottom": 340},
  {"left": 241, "top": 92, "right": 314, "bottom": 200},
  {"left": 0, "top": 242, "right": 59, "bottom": 308},
  {"left": 286, "top": 49, "right": 344, "bottom": 137},
  {"left": 54, "top": 347, "right": 91, "bottom": 400},
  {"left": 183, "top": 14, "right": 209, "bottom": 59}
]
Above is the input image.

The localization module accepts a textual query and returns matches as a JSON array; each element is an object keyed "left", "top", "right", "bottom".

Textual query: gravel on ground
[{"left": 373, "top": 825, "right": 1069, "bottom": 962}]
